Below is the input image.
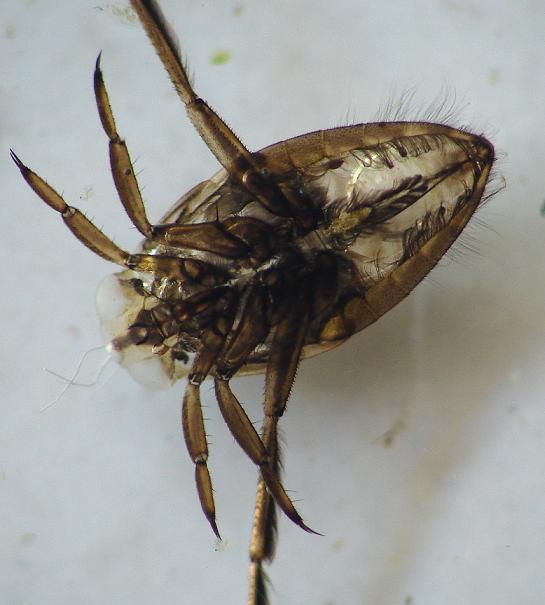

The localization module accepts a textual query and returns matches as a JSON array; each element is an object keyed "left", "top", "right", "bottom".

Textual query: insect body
[{"left": 12, "top": 1, "right": 495, "bottom": 603}]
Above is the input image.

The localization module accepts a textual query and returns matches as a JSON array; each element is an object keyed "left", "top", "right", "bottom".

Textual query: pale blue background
[{"left": 2, "top": 2, "right": 544, "bottom": 604}]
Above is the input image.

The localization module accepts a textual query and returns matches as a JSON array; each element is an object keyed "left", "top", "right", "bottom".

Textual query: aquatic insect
[{"left": 12, "top": 1, "right": 495, "bottom": 603}]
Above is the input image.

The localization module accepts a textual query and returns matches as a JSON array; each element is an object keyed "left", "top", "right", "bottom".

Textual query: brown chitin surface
[
  {"left": 13, "top": 1, "right": 495, "bottom": 604},
  {"left": 121, "top": 123, "right": 492, "bottom": 372}
]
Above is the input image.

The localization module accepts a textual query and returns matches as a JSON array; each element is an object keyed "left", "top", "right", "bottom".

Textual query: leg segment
[
  {"left": 214, "top": 377, "right": 315, "bottom": 535},
  {"left": 182, "top": 381, "right": 219, "bottom": 538},
  {"left": 96, "top": 54, "right": 254, "bottom": 259},
  {"left": 247, "top": 277, "right": 312, "bottom": 605},
  {"left": 129, "top": 0, "right": 316, "bottom": 225},
  {"left": 11, "top": 150, "right": 224, "bottom": 279},
  {"left": 94, "top": 54, "right": 154, "bottom": 238},
  {"left": 12, "top": 59, "right": 153, "bottom": 265},
  {"left": 11, "top": 149, "right": 244, "bottom": 277},
  {"left": 248, "top": 477, "right": 276, "bottom": 605},
  {"left": 247, "top": 256, "right": 339, "bottom": 605},
  {"left": 181, "top": 315, "right": 234, "bottom": 538},
  {"left": 11, "top": 150, "right": 130, "bottom": 266},
  {"left": 213, "top": 283, "right": 316, "bottom": 534},
  {"left": 129, "top": 0, "right": 262, "bottom": 179}
]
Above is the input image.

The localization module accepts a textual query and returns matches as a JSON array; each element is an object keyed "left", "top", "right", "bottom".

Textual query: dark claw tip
[
  {"left": 300, "top": 521, "right": 323, "bottom": 537},
  {"left": 10, "top": 149, "right": 26, "bottom": 172},
  {"left": 208, "top": 517, "right": 221, "bottom": 541}
]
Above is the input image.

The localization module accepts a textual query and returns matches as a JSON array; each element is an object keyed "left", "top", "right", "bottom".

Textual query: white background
[{"left": 2, "top": 2, "right": 544, "bottom": 604}]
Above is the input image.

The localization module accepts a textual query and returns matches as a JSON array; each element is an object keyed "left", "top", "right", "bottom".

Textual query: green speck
[
  {"left": 20, "top": 532, "right": 37, "bottom": 546},
  {"left": 540, "top": 199, "right": 545, "bottom": 216},
  {"left": 4, "top": 25, "right": 17, "bottom": 40},
  {"left": 488, "top": 68, "right": 500, "bottom": 85},
  {"left": 211, "top": 50, "right": 232, "bottom": 65}
]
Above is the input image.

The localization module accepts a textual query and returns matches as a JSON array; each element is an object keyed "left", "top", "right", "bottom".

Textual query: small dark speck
[
  {"left": 540, "top": 198, "right": 545, "bottom": 216},
  {"left": 404, "top": 597, "right": 414, "bottom": 605},
  {"left": 327, "top": 159, "right": 344, "bottom": 170}
]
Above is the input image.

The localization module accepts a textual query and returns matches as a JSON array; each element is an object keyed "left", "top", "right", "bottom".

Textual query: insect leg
[
  {"left": 11, "top": 151, "right": 214, "bottom": 281},
  {"left": 10, "top": 151, "right": 130, "bottom": 266},
  {"left": 130, "top": 1, "right": 258, "bottom": 178},
  {"left": 153, "top": 222, "right": 250, "bottom": 258},
  {"left": 95, "top": 56, "right": 264, "bottom": 258},
  {"left": 248, "top": 476, "right": 276, "bottom": 605},
  {"left": 94, "top": 55, "right": 154, "bottom": 239},
  {"left": 214, "top": 377, "right": 315, "bottom": 536},
  {"left": 247, "top": 276, "right": 312, "bottom": 605},
  {"left": 182, "top": 314, "right": 234, "bottom": 539},
  {"left": 213, "top": 284, "right": 316, "bottom": 534},
  {"left": 248, "top": 257, "right": 337, "bottom": 604},
  {"left": 129, "top": 1, "right": 310, "bottom": 222},
  {"left": 182, "top": 381, "right": 219, "bottom": 538}
]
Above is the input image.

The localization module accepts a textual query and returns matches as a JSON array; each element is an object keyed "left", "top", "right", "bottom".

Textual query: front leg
[{"left": 11, "top": 150, "right": 130, "bottom": 266}]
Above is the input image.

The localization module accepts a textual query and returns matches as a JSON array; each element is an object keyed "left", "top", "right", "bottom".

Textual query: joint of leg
[
  {"left": 188, "top": 372, "right": 204, "bottom": 386},
  {"left": 62, "top": 206, "right": 76, "bottom": 218},
  {"left": 258, "top": 457, "right": 272, "bottom": 470},
  {"left": 215, "top": 367, "right": 235, "bottom": 382}
]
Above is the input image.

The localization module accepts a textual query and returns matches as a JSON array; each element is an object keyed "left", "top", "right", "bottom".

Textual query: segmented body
[
  {"left": 105, "top": 123, "right": 492, "bottom": 385},
  {"left": 13, "top": 1, "right": 495, "bottom": 604}
]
